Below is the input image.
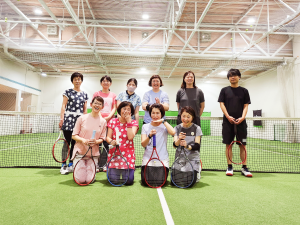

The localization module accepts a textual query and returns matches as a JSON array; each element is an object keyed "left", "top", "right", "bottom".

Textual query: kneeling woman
[
  {"left": 72, "top": 96, "right": 107, "bottom": 183},
  {"left": 173, "top": 106, "right": 202, "bottom": 187},
  {"left": 106, "top": 101, "right": 139, "bottom": 185},
  {"left": 141, "top": 103, "right": 175, "bottom": 187}
]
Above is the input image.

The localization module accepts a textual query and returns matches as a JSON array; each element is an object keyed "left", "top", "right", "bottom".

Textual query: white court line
[
  {"left": 251, "top": 147, "right": 300, "bottom": 158},
  {"left": 157, "top": 187, "right": 174, "bottom": 225},
  {"left": 0, "top": 141, "right": 53, "bottom": 151}
]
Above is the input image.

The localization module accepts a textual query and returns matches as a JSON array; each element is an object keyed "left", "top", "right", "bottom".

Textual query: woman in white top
[{"left": 141, "top": 103, "right": 175, "bottom": 186}]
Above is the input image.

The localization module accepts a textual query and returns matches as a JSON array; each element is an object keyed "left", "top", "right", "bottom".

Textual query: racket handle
[
  {"left": 153, "top": 134, "right": 156, "bottom": 147},
  {"left": 92, "top": 130, "right": 96, "bottom": 139},
  {"left": 116, "top": 127, "right": 120, "bottom": 144}
]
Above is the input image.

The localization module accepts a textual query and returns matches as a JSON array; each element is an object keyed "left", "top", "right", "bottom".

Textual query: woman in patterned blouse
[
  {"left": 59, "top": 72, "right": 88, "bottom": 175},
  {"left": 116, "top": 78, "right": 142, "bottom": 122}
]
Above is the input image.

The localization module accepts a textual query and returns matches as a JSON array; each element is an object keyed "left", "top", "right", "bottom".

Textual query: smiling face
[
  {"left": 91, "top": 99, "right": 103, "bottom": 113},
  {"left": 120, "top": 105, "right": 132, "bottom": 118},
  {"left": 72, "top": 76, "right": 82, "bottom": 88},
  {"left": 101, "top": 78, "right": 112, "bottom": 90},
  {"left": 151, "top": 78, "right": 161, "bottom": 90},
  {"left": 150, "top": 107, "right": 162, "bottom": 121},
  {"left": 184, "top": 73, "right": 194, "bottom": 86},
  {"left": 181, "top": 111, "right": 193, "bottom": 127}
]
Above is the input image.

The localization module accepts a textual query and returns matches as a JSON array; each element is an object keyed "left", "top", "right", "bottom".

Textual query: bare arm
[
  {"left": 83, "top": 101, "right": 87, "bottom": 114},
  {"left": 200, "top": 102, "right": 205, "bottom": 117},
  {"left": 59, "top": 96, "right": 68, "bottom": 128},
  {"left": 220, "top": 102, "right": 235, "bottom": 124},
  {"left": 161, "top": 102, "right": 169, "bottom": 111},
  {"left": 127, "top": 126, "right": 138, "bottom": 141},
  {"left": 235, "top": 104, "right": 249, "bottom": 124},
  {"left": 142, "top": 101, "right": 149, "bottom": 111},
  {"left": 177, "top": 102, "right": 180, "bottom": 110},
  {"left": 105, "top": 103, "right": 117, "bottom": 121},
  {"left": 163, "top": 121, "right": 175, "bottom": 136},
  {"left": 134, "top": 106, "right": 140, "bottom": 122},
  {"left": 141, "top": 129, "right": 156, "bottom": 147},
  {"left": 72, "top": 134, "right": 89, "bottom": 145}
]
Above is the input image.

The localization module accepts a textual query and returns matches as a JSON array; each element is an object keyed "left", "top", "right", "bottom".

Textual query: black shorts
[{"left": 222, "top": 120, "right": 247, "bottom": 145}]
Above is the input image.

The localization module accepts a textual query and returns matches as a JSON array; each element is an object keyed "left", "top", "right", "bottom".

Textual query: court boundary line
[{"left": 157, "top": 187, "right": 174, "bottom": 225}]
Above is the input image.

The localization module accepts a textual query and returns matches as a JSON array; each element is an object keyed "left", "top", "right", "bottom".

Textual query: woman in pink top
[
  {"left": 106, "top": 101, "right": 139, "bottom": 185},
  {"left": 72, "top": 96, "right": 107, "bottom": 181},
  {"left": 92, "top": 75, "right": 117, "bottom": 170}
]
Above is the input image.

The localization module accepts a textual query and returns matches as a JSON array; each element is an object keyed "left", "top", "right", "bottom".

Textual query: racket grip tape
[
  {"left": 153, "top": 134, "right": 156, "bottom": 147},
  {"left": 92, "top": 130, "right": 96, "bottom": 139}
]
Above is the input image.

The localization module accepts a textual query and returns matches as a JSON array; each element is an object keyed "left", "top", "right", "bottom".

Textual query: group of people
[{"left": 58, "top": 68, "right": 252, "bottom": 187}]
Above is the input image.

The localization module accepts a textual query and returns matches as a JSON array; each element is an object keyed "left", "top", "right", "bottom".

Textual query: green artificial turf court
[{"left": 1, "top": 168, "right": 300, "bottom": 225}]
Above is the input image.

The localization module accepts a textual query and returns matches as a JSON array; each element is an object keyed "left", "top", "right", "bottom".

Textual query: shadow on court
[{"left": 35, "top": 169, "right": 61, "bottom": 177}]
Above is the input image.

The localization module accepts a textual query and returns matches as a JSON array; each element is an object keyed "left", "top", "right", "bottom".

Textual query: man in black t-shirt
[{"left": 218, "top": 69, "right": 252, "bottom": 177}]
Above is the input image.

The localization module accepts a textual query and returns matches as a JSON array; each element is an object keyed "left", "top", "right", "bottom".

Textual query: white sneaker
[
  {"left": 102, "top": 166, "right": 107, "bottom": 172},
  {"left": 226, "top": 167, "right": 233, "bottom": 176},
  {"left": 241, "top": 167, "right": 253, "bottom": 177},
  {"left": 67, "top": 164, "right": 74, "bottom": 173},
  {"left": 60, "top": 165, "right": 69, "bottom": 175}
]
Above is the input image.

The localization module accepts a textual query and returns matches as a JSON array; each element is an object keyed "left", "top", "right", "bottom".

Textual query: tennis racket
[
  {"left": 171, "top": 146, "right": 195, "bottom": 188},
  {"left": 144, "top": 134, "right": 167, "bottom": 188},
  {"left": 52, "top": 130, "right": 70, "bottom": 163},
  {"left": 227, "top": 124, "right": 247, "bottom": 165},
  {"left": 73, "top": 130, "right": 97, "bottom": 186},
  {"left": 107, "top": 127, "right": 130, "bottom": 186},
  {"left": 98, "top": 143, "right": 108, "bottom": 172}
]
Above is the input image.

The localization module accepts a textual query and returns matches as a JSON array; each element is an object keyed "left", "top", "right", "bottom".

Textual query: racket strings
[
  {"left": 73, "top": 158, "right": 96, "bottom": 185},
  {"left": 53, "top": 140, "right": 69, "bottom": 163},
  {"left": 171, "top": 157, "right": 194, "bottom": 188},
  {"left": 145, "top": 159, "right": 166, "bottom": 188},
  {"left": 107, "top": 155, "right": 129, "bottom": 186}
]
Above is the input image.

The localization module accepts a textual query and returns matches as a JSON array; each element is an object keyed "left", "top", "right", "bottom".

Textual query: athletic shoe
[
  {"left": 226, "top": 167, "right": 233, "bottom": 176},
  {"left": 67, "top": 163, "right": 74, "bottom": 173},
  {"left": 241, "top": 167, "right": 253, "bottom": 177},
  {"left": 60, "top": 164, "right": 69, "bottom": 175},
  {"left": 102, "top": 166, "right": 107, "bottom": 172}
]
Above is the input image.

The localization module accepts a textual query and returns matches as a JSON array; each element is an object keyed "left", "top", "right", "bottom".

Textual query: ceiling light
[
  {"left": 142, "top": 32, "right": 148, "bottom": 39},
  {"left": 34, "top": 9, "right": 43, "bottom": 15},
  {"left": 247, "top": 18, "right": 255, "bottom": 24},
  {"left": 140, "top": 67, "right": 147, "bottom": 71},
  {"left": 41, "top": 72, "right": 47, "bottom": 77},
  {"left": 218, "top": 71, "right": 227, "bottom": 76},
  {"left": 142, "top": 14, "right": 149, "bottom": 19}
]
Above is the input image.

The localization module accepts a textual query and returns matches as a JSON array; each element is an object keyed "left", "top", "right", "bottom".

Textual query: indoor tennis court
[{"left": 1, "top": 0, "right": 300, "bottom": 224}]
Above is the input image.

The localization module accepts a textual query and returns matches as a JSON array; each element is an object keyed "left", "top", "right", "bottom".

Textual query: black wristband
[
  {"left": 148, "top": 134, "right": 151, "bottom": 139},
  {"left": 146, "top": 104, "right": 150, "bottom": 111},
  {"left": 173, "top": 141, "right": 179, "bottom": 148},
  {"left": 190, "top": 142, "right": 200, "bottom": 151}
]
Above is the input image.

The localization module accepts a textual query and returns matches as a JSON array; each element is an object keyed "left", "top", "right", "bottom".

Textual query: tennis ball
[
  {"left": 231, "top": 38, "right": 233, "bottom": 40},
  {"left": 246, "top": 29, "right": 248, "bottom": 31},
  {"left": 5, "top": 17, "right": 7, "bottom": 22},
  {"left": 250, "top": 25, "right": 253, "bottom": 27}
]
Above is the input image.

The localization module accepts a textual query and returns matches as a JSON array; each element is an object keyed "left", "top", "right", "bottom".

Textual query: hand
[
  {"left": 82, "top": 138, "right": 89, "bottom": 145},
  {"left": 152, "top": 118, "right": 164, "bottom": 123},
  {"left": 180, "top": 140, "right": 188, "bottom": 148},
  {"left": 59, "top": 120, "right": 63, "bottom": 129},
  {"left": 235, "top": 117, "right": 244, "bottom": 124},
  {"left": 149, "top": 129, "right": 157, "bottom": 138},
  {"left": 88, "top": 139, "right": 96, "bottom": 147},
  {"left": 110, "top": 140, "right": 117, "bottom": 146},
  {"left": 227, "top": 116, "right": 236, "bottom": 124},
  {"left": 123, "top": 111, "right": 132, "bottom": 123},
  {"left": 179, "top": 132, "right": 186, "bottom": 140},
  {"left": 155, "top": 97, "right": 160, "bottom": 104}
]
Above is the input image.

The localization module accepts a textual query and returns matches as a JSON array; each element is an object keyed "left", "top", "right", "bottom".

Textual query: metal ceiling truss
[{"left": 0, "top": 0, "right": 298, "bottom": 79}]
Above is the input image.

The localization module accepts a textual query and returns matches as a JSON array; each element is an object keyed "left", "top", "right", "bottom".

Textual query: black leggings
[{"left": 63, "top": 130, "right": 76, "bottom": 163}]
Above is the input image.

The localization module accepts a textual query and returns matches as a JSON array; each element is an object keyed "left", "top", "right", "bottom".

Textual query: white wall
[
  {"left": 39, "top": 75, "right": 228, "bottom": 115},
  {"left": 0, "top": 56, "right": 41, "bottom": 96},
  {"left": 242, "top": 69, "right": 285, "bottom": 118}
]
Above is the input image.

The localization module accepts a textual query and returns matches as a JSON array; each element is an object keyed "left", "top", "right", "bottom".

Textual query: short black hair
[
  {"left": 117, "top": 101, "right": 134, "bottom": 116},
  {"left": 91, "top": 96, "right": 104, "bottom": 105},
  {"left": 227, "top": 69, "right": 241, "bottom": 79},
  {"left": 71, "top": 72, "right": 83, "bottom": 82},
  {"left": 148, "top": 75, "right": 163, "bottom": 87},
  {"left": 127, "top": 78, "right": 138, "bottom": 86},
  {"left": 180, "top": 106, "right": 196, "bottom": 120},
  {"left": 149, "top": 103, "right": 165, "bottom": 118},
  {"left": 100, "top": 75, "right": 112, "bottom": 83}
]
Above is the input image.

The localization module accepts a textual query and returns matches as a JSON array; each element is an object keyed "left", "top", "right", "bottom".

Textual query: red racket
[
  {"left": 227, "top": 124, "right": 247, "bottom": 165},
  {"left": 144, "top": 134, "right": 167, "bottom": 188},
  {"left": 52, "top": 130, "right": 70, "bottom": 163}
]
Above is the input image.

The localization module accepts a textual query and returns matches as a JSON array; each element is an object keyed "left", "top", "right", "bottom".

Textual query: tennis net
[{"left": 0, "top": 112, "right": 299, "bottom": 173}]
